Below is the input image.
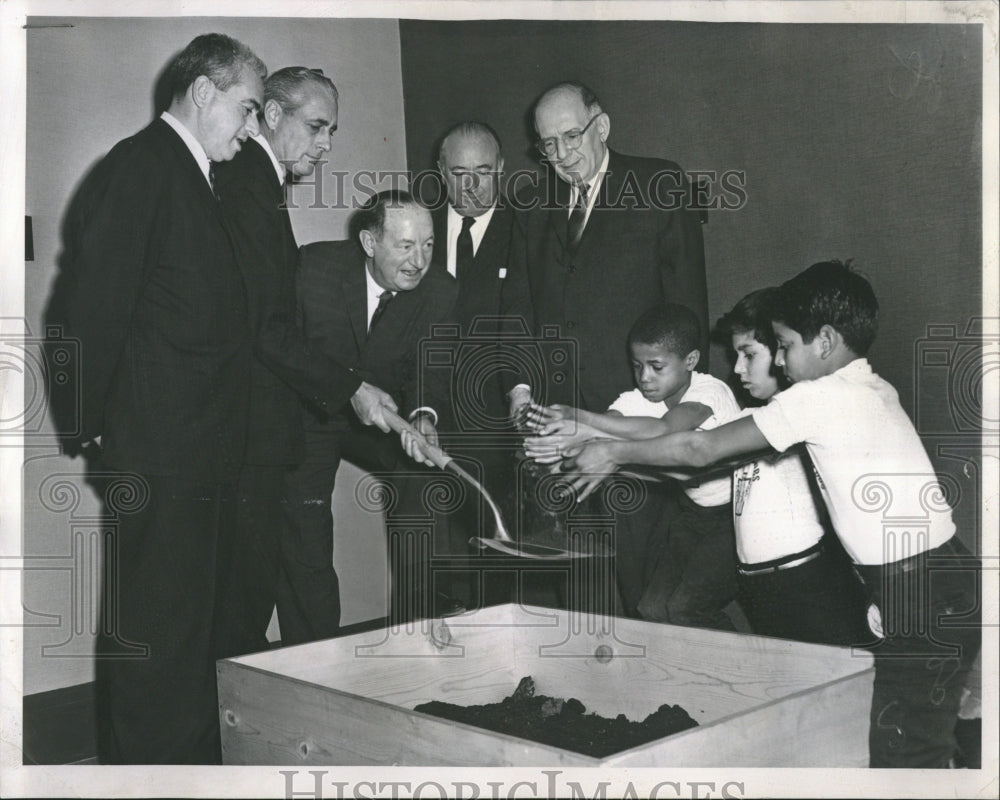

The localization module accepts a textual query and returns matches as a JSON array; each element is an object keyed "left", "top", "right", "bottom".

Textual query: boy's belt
[
  {"left": 737, "top": 542, "right": 824, "bottom": 576},
  {"left": 853, "top": 536, "right": 966, "bottom": 581}
]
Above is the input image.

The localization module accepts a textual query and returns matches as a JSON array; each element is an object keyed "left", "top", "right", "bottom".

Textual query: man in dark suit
[
  {"left": 430, "top": 122, "right": 520, "bottom": 609},
  {"left": 503, "top": 81, "right": 709, "bottom": 617},
  {"left": 278, "top": 190, "right": 457, "bottom": 642},
  {"left": 213, "top": 67, "right": 398, "bottom": 658},
  {"left": 57, "top": 34, "right": 265, "bottom": 764}
]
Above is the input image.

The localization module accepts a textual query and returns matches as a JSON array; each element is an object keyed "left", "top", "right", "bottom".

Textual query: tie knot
[
  {"left": 377, "top": 289, "right": 393, "bottom": 306},
  {"left": 576, "top": 182, "right": 589, "bottom": 205},
  {"left": 460, "top": 215, "right": 475, "bottom": 233}
]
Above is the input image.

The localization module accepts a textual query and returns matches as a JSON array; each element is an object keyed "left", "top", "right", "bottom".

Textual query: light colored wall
[{"left": 23, "top": 17, "right": 405, "bottom": 695}]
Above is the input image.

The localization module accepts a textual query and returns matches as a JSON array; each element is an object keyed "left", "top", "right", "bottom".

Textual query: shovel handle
[{"left": 381, "top": 409, "right": 454, "bottom": 471}]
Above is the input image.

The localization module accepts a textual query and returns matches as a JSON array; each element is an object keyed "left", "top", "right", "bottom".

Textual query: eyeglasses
[{"left": 535, "top": 113, "right": 602, "bottom": 159}]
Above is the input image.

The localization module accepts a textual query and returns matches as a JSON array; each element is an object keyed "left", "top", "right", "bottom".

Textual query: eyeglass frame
[{"left": 535, "top": 112, "right": 603, "bottom": 159}]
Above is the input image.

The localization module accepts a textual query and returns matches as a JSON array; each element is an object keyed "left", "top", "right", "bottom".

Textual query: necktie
[
  {"left": 208, "top": 164, "right": 219, "bottom": 200},
  {"left": 456, "top": 215, "right": 475, "bottom": 279},
  {"left": 566, "top": 182, "right": 589, "bottom": 250},
  {"left": 368, "top": 289, "right": 393, "bottom": 336}
]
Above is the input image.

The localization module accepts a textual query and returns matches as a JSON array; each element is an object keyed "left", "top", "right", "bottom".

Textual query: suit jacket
[
  {"left": 214, "top": 138, "right": 362, "bottom": 466},
  {"left": 504, "top": 148, "right": 708, "bottom": 412},
  {"left": 60, "top": 118, "right": 250, "bottom": 481},
  {"left": 296, "top": 240, "right": 457, "bottom": 442},
  {"left": 431, "top": 202, "right": 516, "bottom": 333}
]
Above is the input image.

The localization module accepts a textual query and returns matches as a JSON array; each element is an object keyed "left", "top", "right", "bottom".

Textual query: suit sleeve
[
  {"left": 220, "top": 176, "right": 361, "bottom": 415},
  {"left": 62, "top": 144, "right": 161, "bottom": 448},
  {"left": 498, "top": 207, "right": 535, "bottom": 393},
  {"left": 404, "top": 276, "right": 459, "bottom": 425},
  {"left": 655, "top": 168, "right": 710, "bottom": 366}
]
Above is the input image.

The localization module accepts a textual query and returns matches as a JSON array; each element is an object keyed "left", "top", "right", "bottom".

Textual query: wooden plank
[{"left": 218, "top": 659, "right": 596, "bottom": 766}]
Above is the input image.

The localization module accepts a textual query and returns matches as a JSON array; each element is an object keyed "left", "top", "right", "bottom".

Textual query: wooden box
[{"left": 217, "top": 603, "right": 874, "bottom": 767}]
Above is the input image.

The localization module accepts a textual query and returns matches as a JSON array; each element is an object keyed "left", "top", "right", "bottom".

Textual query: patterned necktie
[
  {"left": 566, "top": 182, "right": 589, "bottom": 250},
  {"left": 456, "top": 215, "right": 475, "bottom": 279},
  {"left": 368, "top": 289, "right": 393, "bottom": 336}
]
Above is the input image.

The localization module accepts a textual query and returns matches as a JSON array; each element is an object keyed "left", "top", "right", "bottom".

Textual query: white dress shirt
[
  {"left": 445, "top": 202, "right": 496, "bottom": 277},
  {"left": 160, "top": 111, "right": 212, "bottom": 189}
]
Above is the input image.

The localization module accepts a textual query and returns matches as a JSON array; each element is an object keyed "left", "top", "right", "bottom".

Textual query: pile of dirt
[{"left": 415, "top": 676, "right": 698, "bottom": 758}]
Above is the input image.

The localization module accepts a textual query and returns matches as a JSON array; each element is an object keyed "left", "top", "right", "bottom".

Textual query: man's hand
[
  {"left": 350, "top": 381, "right": 398, "bottom": 432},
  {"left": 524, "top": 402, "right": 578, "bottom": 433},
  {"left": 560, "top": 440, "right": 622, "bottom": 501},
  {"left": 508, "top": 385, "right": 533, "bottom": 431},
  {"left": 401, "top": 412, "right": 439, "bottom": 467}
]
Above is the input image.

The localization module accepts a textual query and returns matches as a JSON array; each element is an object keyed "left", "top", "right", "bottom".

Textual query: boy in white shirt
[
  {"left": 525, "top": 303, "right": 742, "bottom": 629},
  {"left": 560, "top": 261, "right": 981, "bottom": 768}
]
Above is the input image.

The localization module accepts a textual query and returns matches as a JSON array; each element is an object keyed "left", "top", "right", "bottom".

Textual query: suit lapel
[
  {"left": 573, "top": 149, "right": 619, "bottom": 254},
  {"left": 155, "top": 119, "right": 223, "bottom": 218},
  {"left": 343, "top": 261, "right": 369, "bottom": 353}
]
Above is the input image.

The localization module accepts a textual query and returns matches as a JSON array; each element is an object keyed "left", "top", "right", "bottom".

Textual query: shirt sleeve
[
  {"left": 751, "top": 381, "right": 820, "bottom": 453},
  {"left": 680, "top": 377, "right": 741, "bottom": 431},
  {"left": 607, "top": 390, "right": 636, "bottom": 415}
]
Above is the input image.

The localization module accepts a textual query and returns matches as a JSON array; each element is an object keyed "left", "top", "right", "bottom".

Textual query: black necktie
[
  {"left": 208, "top": 164, "right": 218, "bottom": 199},
  {"left": 368, "top": 289, "right": 393, "bottom": 336},
  {"left": 567, "top": 182, "right": 589, "bottom": 250},
  {"left": 456, "top": 215, "right": 475, "bottom": 280}
]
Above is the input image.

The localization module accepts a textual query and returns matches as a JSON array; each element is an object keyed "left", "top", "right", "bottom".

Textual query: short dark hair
[
  {"left": 437, "top": 121, "right": 503, "bottom": 164},
  {"left": 164, "top": 33, "right": 266, "bottom": 101},
  {"left": 772, "top": 260, "right": 879, "bottom": 355},
  {"left": 535, "top": 81, "right": 603, "bottom": 117},
  {"left": 265, "top": 66, "right": 338, "bottom": 114},
  {"left": 355, "top": 189, "right": 422, "bottom": 240},
  {"left": 715, "top": 288, "right": 779, "bottom": 355},
  {"left": 628, "top": 303, "right": 701, "bottom": 357}
]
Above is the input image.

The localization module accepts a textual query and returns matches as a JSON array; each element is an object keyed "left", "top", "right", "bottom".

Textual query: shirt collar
[
  {"left": 365, "top": 261, "right": 392, "bottom": 300},
  {"left": 160, "top": 111, "right": 212, "bottom": 187},
  {"left": 447, "top": 201, "right": 497, "bottom": 231},
  {"left": 252, "top": 133, "right": 286, "bottom": 186}
]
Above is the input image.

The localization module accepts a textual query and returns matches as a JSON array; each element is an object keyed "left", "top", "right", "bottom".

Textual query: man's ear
[
  {"left": 191, "top": 75, "right": 214, "bottom": 109},
  {"left": 359, "top": 229, "right": 376, "bottom": 258},
  {"left": 597, "top": 112, "right": 611, "bottom": 143},
  {"left": 496, "top": 156, "right": 506, "bottom": 175},
  {"left": 684, "top": 349, "right": 700, "bottom": 370},
  {"left": 816, "top": 324, "right": 840, "bottom": 359},
  {"left": 262, "top": 98, "right": 283, "bottom": 132}
]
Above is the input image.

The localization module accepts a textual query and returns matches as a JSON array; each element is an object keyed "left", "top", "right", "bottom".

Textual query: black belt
[
  {"left": 737, "top": 541, "right": 824, "bottom": 576},
  {"left": 853, "top": 537, "right": 966, "bottom": 582}
]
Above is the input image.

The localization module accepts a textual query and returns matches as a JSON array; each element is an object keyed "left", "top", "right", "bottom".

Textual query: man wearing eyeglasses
[
  {"left": 212, "top": 67, "right": 399, "bottom": 659},
  {"left": 503, "top": 80, "right": 708, "bottom": 617},
  {"left": 54, "top": 34, "right": 264, "bottom": 763}
]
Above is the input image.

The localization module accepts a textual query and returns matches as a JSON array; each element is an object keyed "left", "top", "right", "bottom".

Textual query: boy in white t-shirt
[
  {"left": 560, "top": 261, "right": 981, "bottom": 769},
  {"left": 525, "top": 303, "right": 742, "bottom": 629}
]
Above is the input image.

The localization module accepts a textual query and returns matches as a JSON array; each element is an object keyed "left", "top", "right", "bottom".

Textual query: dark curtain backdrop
[{"left": 399, "top": 20, "right": 984, "bottom": 548}]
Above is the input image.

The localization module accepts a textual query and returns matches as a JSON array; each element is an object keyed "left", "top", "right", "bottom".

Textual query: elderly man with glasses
[{"left": 503, "top": 80, "right": 709, "bottom": 618}]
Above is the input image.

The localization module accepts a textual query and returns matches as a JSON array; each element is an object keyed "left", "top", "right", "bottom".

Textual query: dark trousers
[
  {"left": 214, "top": 464, "right": 288, "bottom": 658},
  {"left": 95, "top": 473, "right": 237, "bottom": 764},
  {"left": 637, "top": 496, "right": 738, "bottom": 630},
  {"left": 612, "top": 481, "right": 676, "bottom": 617},
  {"left": 276, "top": 427, "right": 451, "bottom": 645},
  {"left": 855, "top": 536, "right": 982, "bottom": 768},
  {"left": 737, "top": 541, "right": 874, "bottom": 646}
]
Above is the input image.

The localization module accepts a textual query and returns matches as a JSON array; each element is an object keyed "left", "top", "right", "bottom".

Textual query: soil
[{"left": 414, "top": 676, "right": 698, "bottom": 758}]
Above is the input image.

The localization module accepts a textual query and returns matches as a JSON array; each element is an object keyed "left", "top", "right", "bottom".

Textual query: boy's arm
[
  {"left": 531, "top": 401, "right": 711, "bottom": 439},
  {"left": 561, "top": 415, "right": 772, "bottom": 500}
]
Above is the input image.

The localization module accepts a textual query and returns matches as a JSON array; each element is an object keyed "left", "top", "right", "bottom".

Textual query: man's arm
[
  {"left": 561, "top": 415, "right": 772, "bottom": 499},
  {"left": 62, "top": 142, "right": 161, "bottom": 448},
  {"left": 218, "top": 169, "right": 366, "bottom": 419},
  {"left": 499, "top": 208, "right": 536, "bottom": 424}
]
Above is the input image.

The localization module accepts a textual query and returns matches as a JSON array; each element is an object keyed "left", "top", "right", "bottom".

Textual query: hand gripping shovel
[{"left": 381, "top": 410, "right": 604, "bottom": 560}]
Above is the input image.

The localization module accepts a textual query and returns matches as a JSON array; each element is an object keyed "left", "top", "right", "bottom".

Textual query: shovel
[{"left": 381, "top": 409, "right": 604, "bottom": 560}]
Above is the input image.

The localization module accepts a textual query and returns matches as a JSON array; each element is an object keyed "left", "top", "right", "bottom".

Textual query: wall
[
  {"left": 23, "top": 17, "right": 405, "bottom": 695},
  {"left": 399, "top": 19, "right": 985, "bottom": 546}
]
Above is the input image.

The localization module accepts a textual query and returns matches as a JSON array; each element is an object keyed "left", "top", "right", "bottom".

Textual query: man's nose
[
  {"left": 317, "top": 130, "right": 332, "bottom": 152},
  {"left": 411, "top": 246, "right": 427, "bottom": 269},
  {"left": 554, "top": 136, "right": 570, "bottom": 161},
  {"left": 774, "top": 352, "right": 785, "bottom": 367}
]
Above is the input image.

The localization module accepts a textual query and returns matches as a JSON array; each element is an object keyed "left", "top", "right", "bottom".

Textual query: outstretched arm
[{"left": 561, "top": 415, "right": 772, "bottom": 500}]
